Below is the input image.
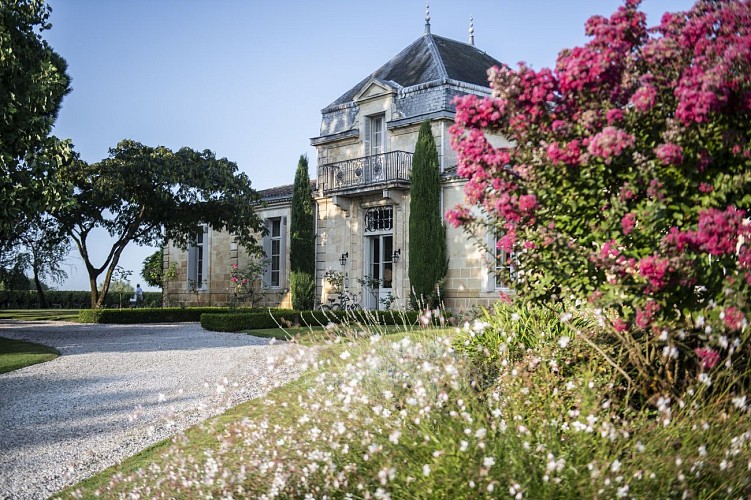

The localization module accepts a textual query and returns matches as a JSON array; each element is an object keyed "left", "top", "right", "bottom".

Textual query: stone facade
[{"left": 163, "top": 198, "right": 293, "bottom": 309}]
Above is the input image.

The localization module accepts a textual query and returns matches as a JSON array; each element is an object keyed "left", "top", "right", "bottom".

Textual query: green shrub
[
  {"left": 290, "top": 271, "right": 315, "bottom": 311},
  {"left": 201, "top": 310, "right": 299, "bottom": 332},
  {"left": 79, "top": 307, "right": 237, "bottom": 324},
  {"left": 201, "top": 309, "right": 421, "bottom": 332}
]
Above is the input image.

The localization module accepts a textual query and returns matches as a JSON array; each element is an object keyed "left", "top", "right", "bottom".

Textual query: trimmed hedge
[
  {"left": 0, "top": 290, "right": 162, "bottom": 309},
  {"left": 78, "top": 307, "right": 264, "bottom": 324},
  {"left": 201, "top": 311, "right": 300, "bottom": 332},
  {"left": 200, "top": 309, "right": 420, "bottom": 333}
]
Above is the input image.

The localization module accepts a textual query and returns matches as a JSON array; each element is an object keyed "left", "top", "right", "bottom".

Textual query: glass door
[{"left": 365, "top": 234, "right": 393, "bottom": 310}]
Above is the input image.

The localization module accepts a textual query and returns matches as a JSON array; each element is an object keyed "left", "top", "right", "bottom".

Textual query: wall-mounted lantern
[
  {"left": 392, "top": 249, "right": 401, "bottom": 263},
  {"left": 339, "top": 252, "right": 349, "bottom": 266}
]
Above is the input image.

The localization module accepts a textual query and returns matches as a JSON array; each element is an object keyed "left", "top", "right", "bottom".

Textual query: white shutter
[
  {"left": 363, "top": 115, "right": 371, "bottom": 156},
  {"left": 187, "top": 245, "right": 196, "bottom": 283},
  {"left": 281, "top": 216, "right": 288, "bottom": 288},
  {"left": 262, "top": 220, "right": 271, "bottom": 286},
  {"left": 484, "top": 230, "right": 496, "bottom": 292}
]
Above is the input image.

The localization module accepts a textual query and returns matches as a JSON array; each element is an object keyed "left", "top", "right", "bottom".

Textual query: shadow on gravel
[
  {"left": 0, "top": 321, "right": 274, "bottom": 355},
  {"left": 0, "top": 371, "right": 202, "bottom": 453}
]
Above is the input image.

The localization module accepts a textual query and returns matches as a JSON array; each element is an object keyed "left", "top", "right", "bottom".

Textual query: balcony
[{"left": 317, "top": 151, "right": 413, "bottom": 196}]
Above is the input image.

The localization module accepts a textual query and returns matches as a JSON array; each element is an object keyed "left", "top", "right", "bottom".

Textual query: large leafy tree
[
  {"left": 52, "top": 140, "right": 266, "bottom": 308},
  {"left": 15, "top": 216, "right": 69, "bottom": 307},
  {"left": 0, "top": 0, "right": 73, "bottom": 244},
  {"left": 409, "top": 121, "right": 448, "bottom": 308},
  {"left": 289, "top": 155, "right": 315, "bottom": 310},
  {"left": 449, "top": 0, "right": 751, "bottom": 397}
]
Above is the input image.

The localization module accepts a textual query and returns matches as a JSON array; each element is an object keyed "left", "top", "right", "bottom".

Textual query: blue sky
[{"left": 44, "top": 0, "right": 695, "bottom": 291}]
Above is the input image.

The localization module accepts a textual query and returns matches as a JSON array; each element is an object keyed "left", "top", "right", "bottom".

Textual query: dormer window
[{"left": 364, "top": 114, "right": 385, "bottom": 156}]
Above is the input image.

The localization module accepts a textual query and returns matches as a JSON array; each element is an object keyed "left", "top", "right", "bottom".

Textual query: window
[
  {"left": 364, "top": 114, "right": 386, "bottom": 157},
  {"left": 187, "top": 225, "right": 209, "bottom": 289},
  {"left": 364, "top": 206, "right": 393, "bottom": 232},
  {"left": 263, "top": 217, "right": 287, "bottom": 288},
  {"left": 494, "top": 237, "right": 515, "bottom": 289},
  {"left": 370, "top": 115, "right": 384, "bottom": 155},
  {"left": 485, "top": 231, "right": 515, "bottom": 291}
]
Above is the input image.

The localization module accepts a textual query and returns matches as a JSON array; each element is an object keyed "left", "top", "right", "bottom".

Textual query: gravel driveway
[{"left": 0, "top": 320, "right": 313, "bottom": 499}]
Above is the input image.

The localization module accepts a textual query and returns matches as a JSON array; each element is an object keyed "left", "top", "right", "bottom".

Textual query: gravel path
[{"left": 0, "top": 321, "right": 314, "bottom": 499}]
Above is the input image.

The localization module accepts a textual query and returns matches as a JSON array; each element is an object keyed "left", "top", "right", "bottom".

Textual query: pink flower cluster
[
  {"left": 694, "top": 347, "right": 720, "bottom": 370},
  {"left": 635, "top": 300, "right": 661, "bottom": 330},
  {"left": 631, "top": 82, "right": 657, "bottom": 112},
  {"left": 621, "top": 213, "right": 636, "bottom": 235},
  {"left": 654, "top": 143, "right": 683, "bottom": 166},
  {"left": 638, "top": 255, "right": 673, "bottom": 293},
  {"left": 693, "top": 207, "right": 747, "bottom": 256},
  {"left": 587, "top": 127, "right": 634, "bottom": 164},
  {"left": 723, "top": 307, "right": 747, "bottom": 333},
  {"left": 546, "top": 140, "right": 583, "bottom": 166}
]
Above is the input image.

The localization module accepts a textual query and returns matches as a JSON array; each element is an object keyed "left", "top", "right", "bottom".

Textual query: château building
[{"left": 164, "top": 15, "right": 512, "bottom": 312}]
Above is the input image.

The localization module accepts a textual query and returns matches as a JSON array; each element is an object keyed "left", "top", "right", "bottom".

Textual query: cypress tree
[
  {"left": 289, "top": 154, "right": 315, "bottom": 309},
  {"left": 408, "top": 121, "right": 448, "bottom": 308}
]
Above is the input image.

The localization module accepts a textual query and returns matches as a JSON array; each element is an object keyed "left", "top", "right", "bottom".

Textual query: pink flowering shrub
[
  {"left": 449, "top": 0, "right": 751, "bottom": 398},
  {"left": 229, "top": 260, "right": 267, "bottom": 307}
]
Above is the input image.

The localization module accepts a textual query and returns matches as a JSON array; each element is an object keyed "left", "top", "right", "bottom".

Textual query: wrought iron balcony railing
[{"left": 317, "top": 151, "right": 413, "bottom": 195}]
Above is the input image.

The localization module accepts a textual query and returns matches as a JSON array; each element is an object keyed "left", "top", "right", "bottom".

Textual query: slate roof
[
  {"left": 257, "top": 180, "right": 316, "bottom": 204},
  {"left": 327, "top": 33, "right": 504, "bottom": 108}
]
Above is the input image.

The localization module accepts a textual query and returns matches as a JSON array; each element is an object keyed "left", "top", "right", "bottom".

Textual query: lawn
[
  {"left": 0, "top": 309, "right": 81, "bottom": 321},
  {"left": 0, "top": 336, "right": 59, "bottom": 374},
  {"left": 245, "top": 324, "right": 419, "bottom": 344}
]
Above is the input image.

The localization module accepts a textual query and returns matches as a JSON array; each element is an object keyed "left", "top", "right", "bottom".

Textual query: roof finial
[
  {"left": 425, "top": 1, "right": 431, "bottom": 34},
  {"left": 468, "top": 16, "right": 475, "bottom": 46}
]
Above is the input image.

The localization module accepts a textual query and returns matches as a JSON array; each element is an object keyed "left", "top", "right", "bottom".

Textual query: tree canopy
[
  {"left": 14, "top": 216, "right": 69, "bottom": 307},
  {"left": 409, "top": 121, "right": 447, "bottom": 308},
  {"left": 52, "top": 140, "right": 266, "bottom": 308},
  {"left": 0, "top": 0, "right": 72, "bottom": 243},
  {"left": 449, "top": 0, "right": 751, "bottom": 397}
]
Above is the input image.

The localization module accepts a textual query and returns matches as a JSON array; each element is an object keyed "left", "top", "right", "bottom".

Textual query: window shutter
[
  {"left": 484, "top": 230, "right": 496, "bottom": 292},
  {"left": 262, "top": 220, "right": 271, "bottom": 286},
  {"left": 281, "top": 216, "right": 288, "bottom": 288},
  {"left": 380, "top": 116, "right": 387, "bottom": 153},
  {"left": 187, "top": 245, "right": 196, "bottom": 283},
  {"left": 363, "top": 115, "right": 371, "bottom": 156}
]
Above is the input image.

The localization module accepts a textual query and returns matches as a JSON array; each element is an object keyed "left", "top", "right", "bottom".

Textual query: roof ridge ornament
[
  {"left": 468, "top": 16, "right": 475, "bottom": 46},
  {"left": 425, "top": 1, "right": 431, "bottom": 34}
]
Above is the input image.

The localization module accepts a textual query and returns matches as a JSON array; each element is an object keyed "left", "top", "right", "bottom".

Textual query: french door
[{"left": 364, "top": 234, "right": 393, "bottom": 310}]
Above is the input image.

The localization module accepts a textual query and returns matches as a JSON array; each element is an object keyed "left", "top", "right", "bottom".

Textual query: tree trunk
[
  {"left": 33, "top": 272, "right": 48, "bottom": 308},
  {"left": 89, "top": 276, "right": 100, "bottom": 309}
]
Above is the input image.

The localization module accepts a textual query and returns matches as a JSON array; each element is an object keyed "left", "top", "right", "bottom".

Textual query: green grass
[
  {"left": 0, "top": 309, "right": 81, "bottom": 321},
  {"left": 245, "top": 324, "right": 418, "bottom": 345},
  {"left": 0, "top": 336, "right": 59, "bottom": 374}
]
